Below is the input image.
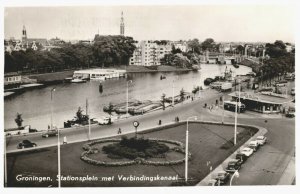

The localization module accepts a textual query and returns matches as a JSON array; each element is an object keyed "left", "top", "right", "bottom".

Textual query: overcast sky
[{"left": 4, "top": 5, "right": 295, "bottom": 43}]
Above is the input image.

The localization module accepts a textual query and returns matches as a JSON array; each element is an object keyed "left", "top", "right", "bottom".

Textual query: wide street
[{"left": 5, "top": 87, "right": 295, "bottom": 185}]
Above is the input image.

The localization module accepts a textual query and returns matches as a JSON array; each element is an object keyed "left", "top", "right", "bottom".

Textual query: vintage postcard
[{"left": 2, "top": 0, "right": 297, "bottom": 192}]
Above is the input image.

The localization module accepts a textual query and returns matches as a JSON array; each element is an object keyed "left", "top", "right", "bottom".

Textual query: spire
[
  {"left": 120, "top": 11, "right": 125, "bottom": 36},
  {"left": 22, "top": 25, "right": 27, "bottom": 42}
]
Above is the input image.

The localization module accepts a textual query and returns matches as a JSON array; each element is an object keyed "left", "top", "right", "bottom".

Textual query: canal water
[{"left": 4, "top": 64, "right": 252, "bottom": 130}]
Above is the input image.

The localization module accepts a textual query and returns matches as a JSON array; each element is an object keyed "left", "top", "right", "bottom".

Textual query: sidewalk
[{"left": 277, "top": 156, "right": 295, "bottom": 185}]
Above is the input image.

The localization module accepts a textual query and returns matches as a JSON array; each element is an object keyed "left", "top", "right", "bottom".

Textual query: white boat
[{"left": 71, "top": 78, "right": 86, "bottom": 83}]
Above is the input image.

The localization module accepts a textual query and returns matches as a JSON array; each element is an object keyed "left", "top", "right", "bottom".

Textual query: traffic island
[{"left": 6, "top": 121, "right": 259, "bottom": 187}]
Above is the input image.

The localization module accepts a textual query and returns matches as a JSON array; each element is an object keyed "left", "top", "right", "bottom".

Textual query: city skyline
[{"left": 5, "top": 5, "right": 295, "bottom": 43}]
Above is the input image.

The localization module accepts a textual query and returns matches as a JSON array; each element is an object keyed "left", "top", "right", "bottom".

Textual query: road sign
[{"left": 133, "top": 121, "right": 139, "bottom": 128}]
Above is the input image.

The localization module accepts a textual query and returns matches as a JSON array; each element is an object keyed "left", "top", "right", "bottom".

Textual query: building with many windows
[{"left": 129, "top": 40, "right": 172, "bottom": 66}]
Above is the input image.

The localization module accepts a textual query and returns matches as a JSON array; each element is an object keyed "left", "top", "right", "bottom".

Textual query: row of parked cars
[
  {"left": 208, "top": 135, "right": 267, "bottom": 186},
  {"left": 16, "top": 116, "right": 117, "bottom": 149}
]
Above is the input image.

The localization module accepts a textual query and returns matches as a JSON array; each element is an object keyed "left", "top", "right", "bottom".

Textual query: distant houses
[{"left": 4, "top": 25, "right": 65, "bottom": 53}]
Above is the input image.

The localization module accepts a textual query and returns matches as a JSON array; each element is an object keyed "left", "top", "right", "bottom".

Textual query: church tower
[
  {"left": 22, "top": 25, "right": 27, "bottom": 42},
  {"left": 120, "top": 11, "right": 125, "bottom": 36}
]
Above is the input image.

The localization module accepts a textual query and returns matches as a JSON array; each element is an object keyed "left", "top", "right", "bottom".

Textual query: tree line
[
  {"left": 259, "top": 40, "right": 295, "bottom": 84},
  {"left": 5, "top": 35, "right": 136, "bottom": 74}
]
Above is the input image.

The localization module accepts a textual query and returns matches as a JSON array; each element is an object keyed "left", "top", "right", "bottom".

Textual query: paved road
[
  {"left": 6, "top": 89, "right": 222, "bottom": 152},
  {"left": 203, "top": 107, "right": 295, "bottom": 185},
  {"left": 5, "top": 88, "right": 295, "bottom": 185}
]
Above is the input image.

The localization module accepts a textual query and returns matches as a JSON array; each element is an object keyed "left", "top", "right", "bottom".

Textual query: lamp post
[
  {"left": 4, "top": 134, "right": 7, "bottom": 187},
  {"left": 234, "top": 98, "right": 240, "bottom": 145},
  {"left": 172, "top": 76, "right": 178, "bottom": 106},
  {"left": 126, "top": 80, "right": 132, "bottom": 115},
  {"left": 230, "top": 170, "right": 239, "bottom": 186},
  {"left": 222, "top": 96, "right": 224, "bottom": 124},
  {"left": 185, "top": 116, "right": 197, "bottom": 182},
  {"left": 50, "top": 88, "right": 55, "bottom": 131},
  {"left": 51, "top": 88, "right": 61, "bottom": 187},
  {"left": 86, "top": 98, "right": 91, "bottom": 140}
]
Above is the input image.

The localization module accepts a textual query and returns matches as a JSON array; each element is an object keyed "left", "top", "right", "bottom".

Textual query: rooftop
[{"left": 229, "top": 91, "right": 294, "bottom": 104}]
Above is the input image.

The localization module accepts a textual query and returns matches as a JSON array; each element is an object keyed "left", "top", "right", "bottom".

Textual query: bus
[{"left": 224, "top": 101, "right": 246, "bottom": 113}]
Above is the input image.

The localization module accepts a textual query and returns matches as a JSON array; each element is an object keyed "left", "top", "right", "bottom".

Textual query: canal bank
[
  {"left": 4, "top": 64, "right": 252, "bottom": 130},
  {"left": 25, "top": 65, "right": 194, "bottom": 84}
]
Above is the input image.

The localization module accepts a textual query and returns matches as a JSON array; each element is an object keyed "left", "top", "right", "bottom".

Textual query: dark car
[
  {"left": 42, "top": 129, "right": 58, "bottom": 138},
  {"left": 225, "top": 159, "right": 242, "bottom": 173},
  {"left": 236, "top": 153, "right": 247, "bottom": 163},
  {"left": 215, "top": 171, "right": 230, "bottom": 185},
  {"left": 286, "top": 112, "right": 295, "bottom": 118},
  {"left": 17, "top": 140, "right": 37, "bottom": 149}
]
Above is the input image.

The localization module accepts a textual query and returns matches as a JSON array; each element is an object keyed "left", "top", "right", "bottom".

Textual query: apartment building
[{"left": 129, "top": 40, "right": 172, "bottom": 66}]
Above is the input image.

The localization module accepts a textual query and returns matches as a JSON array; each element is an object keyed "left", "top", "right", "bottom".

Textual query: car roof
[
  {"left": 229, "top": 159, "right": 239, "bottom": 163},
  {"left": 242, "top": 147, "right": 251, "bottom": 150},
  {"left": 218, "top": 170, "right": 226, "bottom": 174}
]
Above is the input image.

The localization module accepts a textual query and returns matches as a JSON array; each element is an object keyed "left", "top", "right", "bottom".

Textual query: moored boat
[{"left": 71, "top": 78, "right": 86, "bottom": 83}]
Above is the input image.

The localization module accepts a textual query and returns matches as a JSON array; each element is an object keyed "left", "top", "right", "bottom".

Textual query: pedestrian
[
  {"left": 177, "top": 116, "right": 179, "bottom": 122},
  {"left": 158, "top": 120, "right": 162, "bottom": 125},
  {"left": 118, "top": 128, "right": 122, "bottom": 134},
  {"left": 63, "top": 136, "right": 67, "bottom": 144}
]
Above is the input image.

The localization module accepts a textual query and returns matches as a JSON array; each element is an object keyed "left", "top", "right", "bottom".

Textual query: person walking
[{"left": 118, "top": 128, "right": 122, "bottom": 134}]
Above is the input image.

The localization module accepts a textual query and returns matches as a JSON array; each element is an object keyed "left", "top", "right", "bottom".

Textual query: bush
[
  {"left": 102, "top": 137, "right": 170, "bottom": 159},
  {"left": 80, "top": 138, "right": 188, "bottom": 167}
]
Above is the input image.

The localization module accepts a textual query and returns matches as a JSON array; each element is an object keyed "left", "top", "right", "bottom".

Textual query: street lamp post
[
  {"left": 51, "top": 88, "right": 61, "bottom": 187},
  {"left": 50, "top": 88, "right": 55, "bottom": 131},
  {"left": 126, "top": 80, "right": 132, "bottom": 115},
  {"left": 86, "top": 98, "right": 91, "bottom": 140},
  {"left": 222, "top": 96, "right": 224, "bottom": 124},
  {"left": 185, "top": 116, "right": 197, "bottom": 182},
  {"left": 230, "top": 170, "right": 239, "bottom": 186},
  {"left": 234, "top": 98, "right": 240, "bottom": 145},
  {"left": 172, "top": 76, "right": 178, "bottom": 106},
  {"left": 4, "top": 134, "right": 7, "bottom": 187}
]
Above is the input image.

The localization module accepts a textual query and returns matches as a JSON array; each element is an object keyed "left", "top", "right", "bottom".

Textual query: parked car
[
  {"left": 215, "top": 171, "right": 230, "bottom": 185},
  {"left": 94, "top": 117, "right": 113, "bottom": 125},
  {"left": 17, "top": 140, "right": 37, "bottom": 149},
  {"left": 207, "top": 179, "right": 219, "bottom": 186},
  {"left": 240, "top": 147, "right": 254, "bottom": 157},
  {"left": 286, "top": 112, "right": 295, "bottom": 118},
  {"left": 42, "top": 129, "right": 58, "bottom": 138},
  {"left": 291, "top": 88, "right": 295, "bottom": 96},
  {"left": 225, "top": 159, "right": 242, "bottom": 173},
  {"left": 256, "top": 136, "right": 267, "bottom": 145},
  {"left": 235, "top": 153, "right": 247, "bottom": 164},
  {"left": 248, "top": 140, "right": 260, "bottom": 152}
]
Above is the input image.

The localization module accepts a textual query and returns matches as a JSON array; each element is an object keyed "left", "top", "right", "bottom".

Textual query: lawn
[{"left": 6, "top": 122, "right": 257, "bottom": 187}]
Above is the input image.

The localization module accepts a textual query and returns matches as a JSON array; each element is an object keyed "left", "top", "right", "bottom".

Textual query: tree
[
  {"left": 106, "top": 103, "right": 114, "bottom": 124},
  {"left": 76, "top": 107, "right": 85, "bottom": 123},
  {"left": 236, "top": 45, "right": 244, "bottom": 54},
  {"left": 179, "top": 88, "right": 185, "bottom": 102},
  {"left": 171, "top": 45, "right": 182, "bottom": 54},
  {"left": 15, "top": 113, "right": 23, "bottom": 129},
  {"left": 265, "top": 40, "right": 288, "bottom": 58},
  {"left": 274, "top": 40, "right": 286, "bottom": 50},
  {"left": 201, "top": 38, "right": 215, "bottom": 51},
  {"left": 187, "top": 39, "right": 201, "bottom": 54},
  {"left": 192, "top": 86, "right": 200, "bottom": 97}
]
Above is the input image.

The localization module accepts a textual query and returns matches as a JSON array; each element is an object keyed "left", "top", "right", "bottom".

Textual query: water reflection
[{"left": 4, "top": 64, "right": 252, "bottom": 130}]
